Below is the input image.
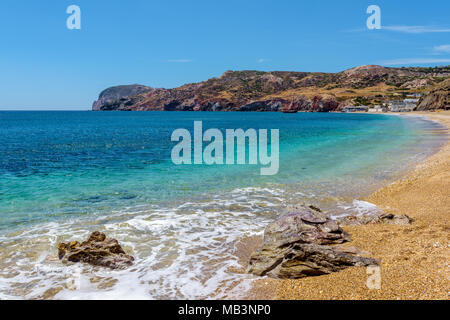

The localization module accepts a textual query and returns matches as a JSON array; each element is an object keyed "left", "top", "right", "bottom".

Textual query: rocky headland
[
  {"left": 93, "top": 65, "right": 450, "bottom": 112},
  {"left": 416, "top": 78, "right": 450, "bottom": 111}
]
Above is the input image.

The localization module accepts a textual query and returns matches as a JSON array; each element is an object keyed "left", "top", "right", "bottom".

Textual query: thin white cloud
[
  {"left": 380, "top": 58, "right": 450, "bottom": 66},
  {"left": 382, "top": 25, "right": 450, "bottom": 33},
  {"left": 257, "top": 58, "right": 271, "bottom": 63},
  {"left": 167, "top": 59, "right": 192, "bottom": 63},
  {"left": 433, "top": 45, "right": 450, "bottom": 54}
]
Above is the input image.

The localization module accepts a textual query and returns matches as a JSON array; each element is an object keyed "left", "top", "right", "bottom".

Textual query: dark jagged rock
[
  {"left": 262, "top": 207, "right": 350, "bottom": 245},
  {"left": 248, "top": 206, "right": 378, "bottom": 279},
  {"left": 308, "top": 205, "right": 322, "bottom": 212},
  {"left": 57, "top": 231, "right": 134, "bottom": 269},
  {"left": 250, "top": 242, "right": 378, "bottom": 278},
  {"left": 339, "top": 212, "right": 413, "bottom": 226}
]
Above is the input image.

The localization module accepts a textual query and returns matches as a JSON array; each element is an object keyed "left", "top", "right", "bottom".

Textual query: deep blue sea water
[{"left": 0, "top": 111, "right": 446, "bottom": 299}]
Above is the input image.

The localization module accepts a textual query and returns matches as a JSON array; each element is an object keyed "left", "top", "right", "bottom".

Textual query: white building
[
  {"left": 388, "top": 99, "right": 418, "bottom": 112},
  {"left": 368, "top": 105, "right": 388, "bottom": 113},
  {"left": 343, "top": 105, "right": 369, "bottom": 112}
]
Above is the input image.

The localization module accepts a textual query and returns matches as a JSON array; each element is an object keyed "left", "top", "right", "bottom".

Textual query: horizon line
[{"left": 0, "top": 107, "right": 91, "bottom": 111}]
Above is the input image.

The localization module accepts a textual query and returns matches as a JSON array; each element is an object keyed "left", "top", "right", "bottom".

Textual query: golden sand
[{"left": 247, "top": 111, "right": 450, "bottom": 300}]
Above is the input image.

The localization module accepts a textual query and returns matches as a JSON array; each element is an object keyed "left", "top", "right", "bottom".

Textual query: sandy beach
[{"left": 247, "top": 111, "right": 449, "bottom": 300}]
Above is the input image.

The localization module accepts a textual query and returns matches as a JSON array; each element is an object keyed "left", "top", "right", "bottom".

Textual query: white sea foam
[
  {"left": 335, "top": 199, "right": 383, "bottom": 219},
  {"left": 0, "top": 182, "right": 406, "bottom": 300},
  {"left": 0, "top": 186, "right": 284, "bottom": 300}
]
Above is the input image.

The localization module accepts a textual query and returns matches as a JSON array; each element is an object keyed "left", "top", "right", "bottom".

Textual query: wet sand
[{"left": 246, "top": 111, "right": 450, "bottom": 300}]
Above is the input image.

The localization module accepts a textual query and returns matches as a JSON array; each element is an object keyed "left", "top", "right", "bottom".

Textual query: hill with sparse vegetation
[{"left": 92, "top": 65, "right": 450, "bottom": 112}]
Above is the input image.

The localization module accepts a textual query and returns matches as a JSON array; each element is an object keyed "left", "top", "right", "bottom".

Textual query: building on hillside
[
  {"left": 368, "top": 105, "right": 388, "bottom": 113},
  {"left": 343, "top": 105, "right": 369, "bottom": 112},
  {"left": 388, "top": 99, "right": 417, "bottom": 112},
  {"left": 403, "top": 98, "right": 420, "bottom": 104}
]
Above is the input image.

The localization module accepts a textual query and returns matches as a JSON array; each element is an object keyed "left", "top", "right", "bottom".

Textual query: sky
[{"left": 0, "top": 0, "right": 449, "bottom": 110}]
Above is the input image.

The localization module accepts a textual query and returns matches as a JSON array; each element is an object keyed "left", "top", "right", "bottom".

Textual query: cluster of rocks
[
  {"left": 57, "top": 231, "right": 134, "bottom": 269},
  {"left": 248, "top": 205, "right": 412, "bottom": 279},
  {"left": 56, "top": 207, "right": 411, "bottom": 281}
]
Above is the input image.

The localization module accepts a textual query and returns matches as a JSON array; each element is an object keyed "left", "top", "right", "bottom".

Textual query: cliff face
[
  {"left": 415, "top": 79, "right": 450, "bottom": 111},
  {"left": 92, "top": 85, "right": 155, "bottom": 111},
  {"left": 92, "top": 65, "right": 450, "bottom": 112}
]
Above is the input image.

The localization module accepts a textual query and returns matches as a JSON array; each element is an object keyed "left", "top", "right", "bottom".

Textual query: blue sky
[{"left": 0, "top": 0, "right": 449, "bottom": 109}]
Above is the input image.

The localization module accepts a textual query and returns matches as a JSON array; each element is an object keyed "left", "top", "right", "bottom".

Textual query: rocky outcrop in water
[
  {"left": 57, "top": 231, "right": 134, "bottom": 269},
  {"left": 248, "top": 206, "right": 378, "bottom": 279}
]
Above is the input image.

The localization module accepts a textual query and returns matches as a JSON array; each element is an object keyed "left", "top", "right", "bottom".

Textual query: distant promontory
[{"left": 92, "top": 65, "right": 450, "bottom": 112}]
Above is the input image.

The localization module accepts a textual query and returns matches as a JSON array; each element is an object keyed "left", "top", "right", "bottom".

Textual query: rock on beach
[{"left": 57, "top": 231, "right": 134, "bottom": 269}]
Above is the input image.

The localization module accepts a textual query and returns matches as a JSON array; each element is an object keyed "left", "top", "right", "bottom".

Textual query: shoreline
[
  {"left": 1, "top": 111, "right": 447, "bottom": 299},
  {"left": 245, "top": 111, "right": 449, "bottom": 300}
]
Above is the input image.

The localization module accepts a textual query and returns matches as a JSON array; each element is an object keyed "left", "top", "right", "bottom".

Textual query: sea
[{"left": 0, "top": 111, "right": 446, "bottom": 299}]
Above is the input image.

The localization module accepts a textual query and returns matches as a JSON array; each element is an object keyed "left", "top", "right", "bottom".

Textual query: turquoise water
[{"left": 0, "top": 111, "right": 446, "bottom": 299}]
